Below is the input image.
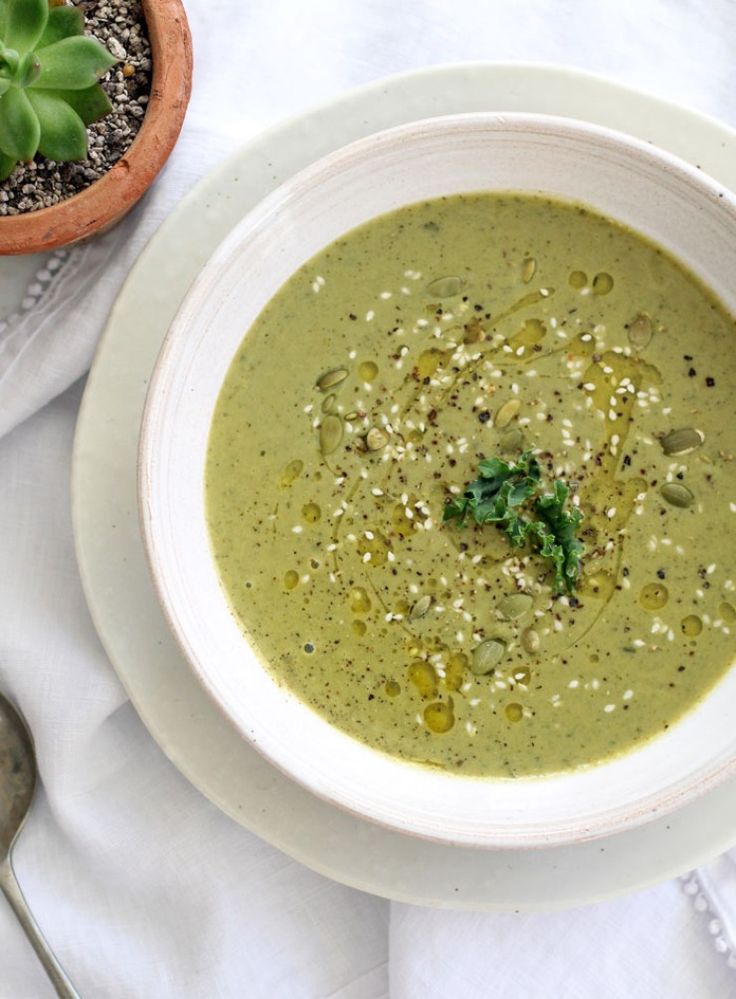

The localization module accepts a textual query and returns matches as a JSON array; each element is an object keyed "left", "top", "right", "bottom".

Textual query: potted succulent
[{"left": 0, "top": 0, "right": 192, "bottom": 254}]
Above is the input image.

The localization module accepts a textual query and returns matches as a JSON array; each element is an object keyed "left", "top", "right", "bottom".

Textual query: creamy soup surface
[{"left": 205, "top": 193, "right": 736, "bottom": 777}]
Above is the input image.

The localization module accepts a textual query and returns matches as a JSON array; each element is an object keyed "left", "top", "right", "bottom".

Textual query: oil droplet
[
  {"left": 505, "top": 702, "right": 523, "bottom": 723},
  {"left": 719, "top": 602, "right": 736, "bottom": 624},
  {"left": 280, "top": 459, "right": 304, "bottom": 487},
  {"left": 444, "top": 652, "right": 468, "bottom": 691},
  {"left": 580, "top": 572, "right": 616, "bottom": 600},
  {"left": 681, "top": 614, "right": 702, "bottom": 637},
  {"left": 350, "top": 587, "right": 372, "bottom": 614},
  {"left": 592, "top": 272, "right": 614, "bottom": 295},
  {"left": 416, "top": 348, "right": 446, "bottom": 380},
  {"left": 385, "top": 679, "right": 401, "bottom": 697},
  {"left": 508, "top": 319, "right": 545, "bottom": 352},
  {"left": 302, "top": 502, "right": 321, "bottom": 524},
  {"left": 569, "top": 270, "right": 587, "bottom": 290},
  {"left": 408, "top": 660, "right": 438, "bottom": 698},
  {"left": 283, "top": 570, "right": 299, "bottom": 591},
  {"left": 639, "top": 582, "right": 669, "bottom": 611},
  {"left": 352, "top": 619, "right": 367, "bottom": 636},
  {"left": 424, "top": 700, "right": 455, "bottom": 733},
  {"left": 358, "top": 360, "right": 379, "bottom": 382},
  {"left": 391, "top": 502, "right": 416, "bottom": 539},
  {"left": 356, "top": 531, "right": 390, "bottom": 567}
]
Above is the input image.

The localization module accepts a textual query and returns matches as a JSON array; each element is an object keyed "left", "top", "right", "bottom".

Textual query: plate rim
[{"left": 73, "top": 60, "right": 736, "bottom": 909}]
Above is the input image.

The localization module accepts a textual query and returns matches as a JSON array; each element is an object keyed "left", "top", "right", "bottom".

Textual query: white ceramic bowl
[{"left": 139, "top": 112, "right": 736, "bottom": 849}]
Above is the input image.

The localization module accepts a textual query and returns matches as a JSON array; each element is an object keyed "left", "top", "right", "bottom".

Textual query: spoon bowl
[
  {"left": 0, "top": 693, "right": 36, "bottom": 858},
  {"left": 0, "top": 692, "right": 78, "bottom": 998}
]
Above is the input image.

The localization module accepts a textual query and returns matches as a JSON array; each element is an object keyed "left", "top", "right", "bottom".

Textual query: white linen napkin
[{"left": 3, "top": 0, "right": 736, "bottom": 996}]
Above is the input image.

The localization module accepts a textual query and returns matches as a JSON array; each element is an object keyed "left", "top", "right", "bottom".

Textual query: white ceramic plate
[{"left": 73, "top": 63, "right": 736, "bottom": 908}]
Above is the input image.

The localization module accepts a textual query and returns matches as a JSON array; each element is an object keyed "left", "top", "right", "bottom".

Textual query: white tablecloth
[{"left": 3, "top": 1, "right": 736, "bottom": 995}]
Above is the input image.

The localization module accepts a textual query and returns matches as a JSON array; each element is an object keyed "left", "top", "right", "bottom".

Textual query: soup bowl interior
[{"left": 139, "top": 112, "right": 736, "bottom": 848}]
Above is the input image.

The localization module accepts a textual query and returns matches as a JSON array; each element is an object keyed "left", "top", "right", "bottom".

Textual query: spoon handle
[{"left": 0, "top": 857, "right": 80, "bottom": 999}]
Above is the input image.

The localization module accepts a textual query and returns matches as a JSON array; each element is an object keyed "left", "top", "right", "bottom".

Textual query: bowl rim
[
  {"left": 0, "top": 0, "right": 193, "bottom": 255},
  {"left": 138, "top": 109, "right": 736, "bottom": 849}
]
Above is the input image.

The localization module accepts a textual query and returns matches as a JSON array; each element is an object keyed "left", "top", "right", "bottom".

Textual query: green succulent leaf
[
  {"left": 0, "top": 43, "right": 19, "bottom": 76},
  {"left": 37, "top": 5, "right": 84, "bottom": 48},
  {"left": 0, "top": 85, "right": 39, "bottom": 159},
  {"left": 17, "top": 50, "right": 40, "bottom": 87},
  {"left": 56, "top": 82, "right": 111, "bottom": 125},
  {"left": 31, "top": 36, "right": 116, "bottom": 90},
  {"left": 2, "top": 0, "right": 48, "bottom": 56},
  {"left": 0, "top": 76, "right": 10, "bottom": 97},
  {"left": 28, "top": 89, "right": 86, "bottom": 160},
  {"left": 0, "top": 147, "right": 16, "bottom": 180}
]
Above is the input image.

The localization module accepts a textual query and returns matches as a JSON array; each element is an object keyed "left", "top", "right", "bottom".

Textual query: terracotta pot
[{"left": 0, "top": 0, "right": 193, "bottom": 255}]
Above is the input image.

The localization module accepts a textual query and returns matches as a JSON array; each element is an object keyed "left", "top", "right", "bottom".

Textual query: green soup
[{"left": 205, "top": 193, "right": 736, "bottom": 777}]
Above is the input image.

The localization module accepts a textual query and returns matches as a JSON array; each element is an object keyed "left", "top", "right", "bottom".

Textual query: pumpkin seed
[
  {"left": 660, "top": 427, "right": 704, "bottom": 456},
  {"left": 319, "top": 414, "right": 343, "bottom": 456},
  {"left": 316, "top": 367, "right": 348, "bottom": 392},
  {"left": 521, "top": 627, "right": 540, "bottom": 653},
  {"left": 344, "top": 411, "right": 359, "bottom": 421},
  {"left": 409, "top": 594, "right": 433, "bottom": 621},
  {"left": 628, "top": 313, "right": 653, "bottom": 349},
  {"left": 494, "top": 398, "right": 521, "bottom": 429},
  {"left": 660, "top": 482, "right": 694, "bottom": 508},
  {"left": 521, "top": 257, "right": 537, "bottom": 283},
  {"left": 425, "top": 275, "right": 463, "bottom": 298},
  {"left": 322, "top": 393, "right": 337, "bottom": 413},
  {"left": 498, "top": 592, "right": 533, "bottom": 620},
  {"left": 471, "top": 638, "right": 507, "bottom": 675},
  {"left": 365, "top": 427, "right": 389, "bottom": 451}
]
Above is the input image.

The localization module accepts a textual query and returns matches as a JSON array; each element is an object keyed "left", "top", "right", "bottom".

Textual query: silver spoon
[{"left": 0, "top": 693, "right": 79, "bottom": 998}]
